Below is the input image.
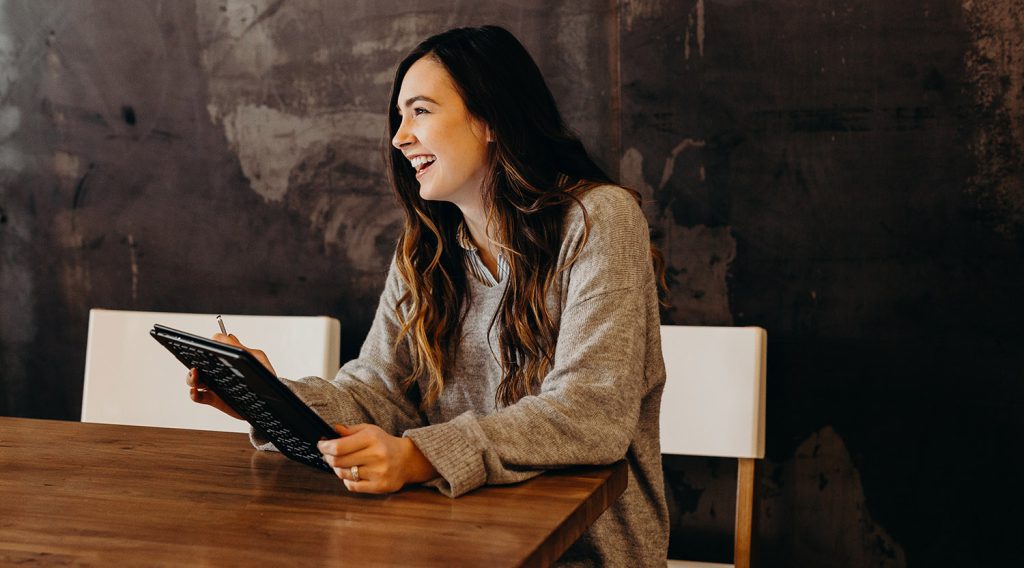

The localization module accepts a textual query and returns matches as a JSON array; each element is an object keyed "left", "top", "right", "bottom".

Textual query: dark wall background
[{"left": 1, "top": 1, "right": 1021, "bottom": 565}]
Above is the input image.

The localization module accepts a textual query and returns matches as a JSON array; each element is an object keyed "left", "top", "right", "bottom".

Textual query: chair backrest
[
  {"left": 659, "top": 325, "right": 767, "bottom": 459},
  {"left": 82, "top": 308, "right": 341, "bottom": 432},
  {"left": 660, "top": 325, "right": 767, "bottom": 568}
]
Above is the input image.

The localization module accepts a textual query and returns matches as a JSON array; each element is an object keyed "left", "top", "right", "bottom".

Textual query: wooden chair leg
[{"left": 734, "top": 458, "right": 758, "bottom": 568}]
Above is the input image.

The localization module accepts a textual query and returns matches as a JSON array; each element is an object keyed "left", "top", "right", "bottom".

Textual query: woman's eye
[{"left": 414, "top": 107, "right": 429, "bottom": 116}]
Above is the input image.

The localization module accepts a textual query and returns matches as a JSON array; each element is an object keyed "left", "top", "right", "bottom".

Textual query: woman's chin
[{"left": 418, "top": 183, "right": 446, "bottom": 202}]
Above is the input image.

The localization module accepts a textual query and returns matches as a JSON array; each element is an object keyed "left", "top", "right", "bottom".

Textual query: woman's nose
[{"left": 392, "top": 117, "right": 414, "bottom": 149}]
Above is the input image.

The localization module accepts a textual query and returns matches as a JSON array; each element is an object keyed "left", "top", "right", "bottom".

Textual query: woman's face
[{"left": 392, "top": 56, "right": 491, "bottom": 207}]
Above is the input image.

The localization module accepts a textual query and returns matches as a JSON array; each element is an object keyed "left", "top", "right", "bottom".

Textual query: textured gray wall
[{"left": 2, "top": 1, "right": 1022, "bottom": 565}]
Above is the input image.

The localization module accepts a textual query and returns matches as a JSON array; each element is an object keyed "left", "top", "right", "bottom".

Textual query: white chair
[
  {"left": 82, "top": 308, "right": 341, "bottom": 433},
  {"left": 660, "top": 325, "right": 767, "bottom": 568}
]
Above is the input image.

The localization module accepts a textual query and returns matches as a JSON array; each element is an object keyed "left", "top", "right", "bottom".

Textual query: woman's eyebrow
[{"left": 400, "top": 95, "right": 440, "bottom": 109}]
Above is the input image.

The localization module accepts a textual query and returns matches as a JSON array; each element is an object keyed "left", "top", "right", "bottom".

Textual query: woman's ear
[{"left": 472, "top": 119, "right": 494, "bottom": 144}]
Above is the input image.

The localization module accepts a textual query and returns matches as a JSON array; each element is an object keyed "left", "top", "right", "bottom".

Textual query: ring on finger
[{"left": 350, "top": 465, "right": 360, "bottom": 482}]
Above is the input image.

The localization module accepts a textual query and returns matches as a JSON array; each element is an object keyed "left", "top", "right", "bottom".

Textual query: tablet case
[{"left": 150, "top": 324, "right": 338, "bottom": 472}]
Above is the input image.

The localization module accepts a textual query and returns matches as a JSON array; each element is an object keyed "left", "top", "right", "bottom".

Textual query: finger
[
  {"left": 186, "top": 368, "right": 208, "bottom": 388},
  {"left": 212, "top": 333, "right": 242, "bottom": 347},
  {"left": 190, "top": 386, "right": 210, "bottom": 404},
  {"left": 190, "top": 384, "right": 219, "bottom": 402},
  {"left": 343, "top": 478, "right": 391, "bottom": 495},
  {"left": 318, "top": 424, "right": 359, "bottom": 452},
  {"left": 331, "top": 464, "right": 371, "bottom": 482},
  {"left": 187, "top": 380, "right": 243, "bottom": 419},
  {"left": 331, "top": 464, "right": 362, "bottom": 481},
  {"left": 342, "top": 478, "right": 376, "bottom": 493},
  {"left": 318, "top": 428, "right": 373, "bottom": 457},
  {"left": 322, "top": 447, "right": 376, "bottom": 469},
  {"left": 187, "top": 370, "right": 210, "bottom": 393}
]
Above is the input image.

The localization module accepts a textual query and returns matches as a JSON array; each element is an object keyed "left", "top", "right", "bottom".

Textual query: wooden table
[{"left": 0, "top": 417, "right": 626, "bottom": 567}]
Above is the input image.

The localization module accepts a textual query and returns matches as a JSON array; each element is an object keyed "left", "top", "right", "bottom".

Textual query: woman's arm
[{"left": 251, "top": 257, "right": 427, "bottom": 448}]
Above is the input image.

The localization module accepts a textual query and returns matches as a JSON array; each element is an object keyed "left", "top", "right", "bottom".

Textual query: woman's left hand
[{"left": 318, "top": 424, "right": 438, "bottom": 494}]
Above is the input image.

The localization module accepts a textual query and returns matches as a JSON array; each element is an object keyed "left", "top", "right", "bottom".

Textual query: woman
[{"left": 188, "top": 25, "right": 669, "bottom": 566}]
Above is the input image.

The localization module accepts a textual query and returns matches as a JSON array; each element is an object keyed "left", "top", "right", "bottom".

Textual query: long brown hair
[{"left": 385, "top": 26, "right": 658, "bottom": 410}]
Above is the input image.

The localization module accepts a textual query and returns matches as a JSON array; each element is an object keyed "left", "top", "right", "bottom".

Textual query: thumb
[{"left": 213, "top": 333, "right": 244, "bottom": 348}]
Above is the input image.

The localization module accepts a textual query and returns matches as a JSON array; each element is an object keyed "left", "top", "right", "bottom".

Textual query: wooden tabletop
[{"left": 0, "top": 417, "right": 626, "bottom": 567}]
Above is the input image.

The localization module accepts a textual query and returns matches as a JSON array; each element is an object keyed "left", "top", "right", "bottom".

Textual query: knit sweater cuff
[
  {"left": 404, "top": 412, "right": 487, "bottom": 498},
  {"left": 249, "top": 427, "right": 278, "bottom": 452}
]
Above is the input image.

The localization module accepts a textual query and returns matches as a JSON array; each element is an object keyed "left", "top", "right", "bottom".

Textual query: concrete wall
[{"left": 1, "top": 1, "right": 1021, "bottom": 565}]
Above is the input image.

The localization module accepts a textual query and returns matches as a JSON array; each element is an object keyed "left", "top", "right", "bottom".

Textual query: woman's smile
[{"left": 409, "top": 154, "right": 437, "bottom": 178}]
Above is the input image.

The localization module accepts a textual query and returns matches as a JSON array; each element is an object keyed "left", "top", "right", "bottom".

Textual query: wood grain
[
  {"left": 734, "top": 457, "right": 757, "bottom": 568},
  {"left": 0, "top": 418, "right": 626, "bottom": 567}
]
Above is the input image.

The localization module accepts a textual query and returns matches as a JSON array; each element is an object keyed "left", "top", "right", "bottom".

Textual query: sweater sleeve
[
  {"left": 403, "top": 186, "right": 658, "bottom": 497},
  {"left": 251, "top": 256, "right": 426, "bottom": 449}
]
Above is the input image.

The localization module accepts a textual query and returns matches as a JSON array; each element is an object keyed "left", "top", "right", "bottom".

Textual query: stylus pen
[{"left": 216, "top": 315, "right": 228, "bottom": 335}]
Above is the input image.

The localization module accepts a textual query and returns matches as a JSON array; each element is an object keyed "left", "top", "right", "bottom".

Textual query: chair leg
[{"left": 734, "top": 458, "right": 758, "bottom": 568}]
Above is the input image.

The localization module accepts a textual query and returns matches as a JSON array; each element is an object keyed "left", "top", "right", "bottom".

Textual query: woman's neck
[{"left": 457, "top": 200, "right": 502, "bottom": 280}]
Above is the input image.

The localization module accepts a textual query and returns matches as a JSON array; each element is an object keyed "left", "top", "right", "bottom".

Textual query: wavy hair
[{"left": 385, "top": 26, "right": 661, "bottom": 410}]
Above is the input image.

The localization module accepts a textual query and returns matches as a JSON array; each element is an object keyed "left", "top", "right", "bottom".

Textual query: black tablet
[{"left": 150, "top": 324, "right": 338, "bottom": 472}]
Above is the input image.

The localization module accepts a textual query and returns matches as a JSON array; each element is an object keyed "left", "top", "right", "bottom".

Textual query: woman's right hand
[
  {"left": 186, "top": 367, "right": 243, "bottom": 420},
  {"left": 185, "top": 333, "right": 278, "bottom": 421}
]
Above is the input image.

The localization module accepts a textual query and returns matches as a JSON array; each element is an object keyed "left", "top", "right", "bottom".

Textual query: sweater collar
[{"left": 455, "top": 221, "right": 478, "bottom": 252}]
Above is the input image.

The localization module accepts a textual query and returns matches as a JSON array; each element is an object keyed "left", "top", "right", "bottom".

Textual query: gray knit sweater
[{"left": 252, "top": 185, "right": 669, "bottom": 566}]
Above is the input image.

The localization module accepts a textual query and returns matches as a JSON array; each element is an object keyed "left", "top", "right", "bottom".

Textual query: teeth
[{"left": 410, "top": 155, "right": 437, "bottom": 171}]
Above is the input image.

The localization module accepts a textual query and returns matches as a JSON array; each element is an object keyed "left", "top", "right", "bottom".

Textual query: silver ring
[{"left": 350, "top": 465, "right": 360, "bottom": 482}]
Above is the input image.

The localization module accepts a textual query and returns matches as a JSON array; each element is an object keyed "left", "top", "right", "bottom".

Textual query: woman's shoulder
[
  {"left": 564, "top": 183, "right": 647, "bottom": 232},
  {"left": 577, "top": 183, "right": 640, "bottom": 208},
  {"left": 557, "top": 183, "right": 653, "bottom": 292}
]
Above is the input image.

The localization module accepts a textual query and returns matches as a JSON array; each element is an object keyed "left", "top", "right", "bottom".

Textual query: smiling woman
[{"left": 187, "top": 25, "right": 669, "bottom": 567}]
